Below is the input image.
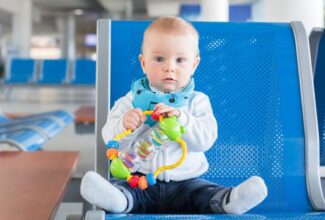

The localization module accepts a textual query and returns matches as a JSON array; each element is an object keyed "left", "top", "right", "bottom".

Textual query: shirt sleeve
[
  {"left": 102, "top": 92, "right": 134, "bottom": 144},
  {"left": 177, "top": 92, "right": 218, "bottom": 152}
]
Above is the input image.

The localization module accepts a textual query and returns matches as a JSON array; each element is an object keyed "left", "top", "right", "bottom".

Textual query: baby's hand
[
  {"left": 123, "top": 108, "right": 146, "bottom": 130},
  {"left": 155, "top": 103, "right": 181, "bottom": 118}
]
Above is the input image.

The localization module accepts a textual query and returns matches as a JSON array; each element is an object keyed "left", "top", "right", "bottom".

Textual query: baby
[{"left": 81, "top": 16, "right": 267, "bottom": 214}]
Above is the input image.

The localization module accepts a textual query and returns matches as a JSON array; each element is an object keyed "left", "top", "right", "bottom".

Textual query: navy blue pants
[{"left": 111, "top": 177, "right": 231, "bottom": 214}]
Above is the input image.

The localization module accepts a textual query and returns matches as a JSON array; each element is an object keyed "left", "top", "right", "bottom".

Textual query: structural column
[
  {"left": 252, "top": 0, "right": 324, "bottom": 34},
  {"left": 12, "top": 0, "right": 32, "bottom": 57},
  {"left": 67, "top": 14, "right": 76, "bottom": 60},
  {"left": 57, "top": 14, "right": 76, "bottom": 59},
  {"left": 201, "top": 0, "right": 229, "bottom": 21}
]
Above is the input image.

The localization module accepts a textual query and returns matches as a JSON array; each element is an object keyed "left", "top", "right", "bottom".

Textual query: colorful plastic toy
[{"left": 106, "top": 109, "right": 187, "bottom": 190}]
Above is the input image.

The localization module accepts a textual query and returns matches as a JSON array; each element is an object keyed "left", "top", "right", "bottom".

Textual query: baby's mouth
[{"left": 163, "top": 78, "right": 176, "bottom": 82}]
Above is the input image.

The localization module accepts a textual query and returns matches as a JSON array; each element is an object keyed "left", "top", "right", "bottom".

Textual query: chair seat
[
  {"left": 49, "top": 110, "right": 74, "bottom": 125},
  {"left": 103, "top": 212, "right": 325, "bottom": 219},
  {"left": 0, "top": 110, "right": 74, "bottom": 150},
  {"left": 0, "top": 128, "right": 47, "bottom": 151},
  {"left": 5, "top": 76, "right": 33, "bottom": 83},
  {"left": 0, "top": 118, "right": 62, "bottom": 138},
  {"left": 1, "top": 110, "right": 74, "bottom": 126}
]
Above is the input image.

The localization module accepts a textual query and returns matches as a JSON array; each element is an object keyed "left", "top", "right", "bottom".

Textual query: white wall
[
  {"left": 252, "top": 0, "right": 324, "bottom": 34},
  {"left": 201, "top": 0, "right": 229, "bottom": 21}
]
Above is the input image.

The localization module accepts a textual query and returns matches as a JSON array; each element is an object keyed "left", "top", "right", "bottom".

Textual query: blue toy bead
[
  {"left": 106, "top": 140, "right": 119, "bottom": 148},
  {"left": 146, "top": 173, "right": 156, "bottom": 185}
]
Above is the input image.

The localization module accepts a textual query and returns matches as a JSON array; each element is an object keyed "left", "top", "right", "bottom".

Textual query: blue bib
[{"left": 132, "top": 77, "right": 195, "bottom": 126}]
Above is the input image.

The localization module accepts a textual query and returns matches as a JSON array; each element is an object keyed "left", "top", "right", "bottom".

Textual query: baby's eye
[
  {"left": 154, "top": 57, "right": 164, "bottom": 62},
  {"left": 176, "top": 58, "right": 186, "bottom": 63}
]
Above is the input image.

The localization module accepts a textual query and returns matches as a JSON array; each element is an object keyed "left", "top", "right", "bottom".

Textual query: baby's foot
[
  {"left": 222, "top": 176, "right": 268, "bottom": 214},
  {"left": 80, "top": 171, "right": 127, "bottom": 213}
]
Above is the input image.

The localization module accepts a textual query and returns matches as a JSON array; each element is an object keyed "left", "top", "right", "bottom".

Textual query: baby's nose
[{"left": 163, "top": 61, "right": 175, "bottom": 72}]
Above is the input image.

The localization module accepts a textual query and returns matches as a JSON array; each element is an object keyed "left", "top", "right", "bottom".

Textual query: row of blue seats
[
  {"left": 4, "top": 58, "right": 95, "bottom": 85},
  {"left": 0, "top": 110, "right": 74, "bottom": 151}
]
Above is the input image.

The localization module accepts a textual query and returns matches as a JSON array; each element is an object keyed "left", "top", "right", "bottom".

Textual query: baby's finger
[
  {"left": 167, "top": 110, "right": 180, "bottom": 117},
  {"left": 157, "top": 105, "right": 174, "bottom": 114},
  {"left": 125, "top": 118, "right": 140, "bottom": 130},
  {"left": 127, "top": 123, "right": 137, "bottom": 130},
  {"left": 134, "top": 108, "right": 143, "bottom": 117},
  {"left": 154, "top": 103, "right": 168, "bottom": 112},
  {"left": 125, "top": 116, "right": 139, "bottom": 126},
  {"left": 155, "top": 104, "right": 167, "bottom": 111},
  {"left": 155, "top": 103, "right": 164, "bottom": 109},
  {"left": 129, "top": 110, "right": 142, "bottom": 121}
]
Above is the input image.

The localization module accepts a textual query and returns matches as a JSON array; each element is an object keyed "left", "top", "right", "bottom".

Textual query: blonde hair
[{"left": 142, "top": 16, "right": 199, "bottom": 54}]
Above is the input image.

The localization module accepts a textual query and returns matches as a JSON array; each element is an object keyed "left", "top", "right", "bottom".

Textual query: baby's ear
[
  {"left": 193, "top": 56, "right": 201, "bottom": 70},
  {"left": 191, "top": 56, "right": 200, "bottom": 77},
  {"left": 139, "top": 54, "right": 146, "bottom": 73}
]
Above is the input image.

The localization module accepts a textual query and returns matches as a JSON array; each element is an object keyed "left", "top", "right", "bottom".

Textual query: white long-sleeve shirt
[{"left": 102, "top": 91, "right": 218, "bottom": 182}]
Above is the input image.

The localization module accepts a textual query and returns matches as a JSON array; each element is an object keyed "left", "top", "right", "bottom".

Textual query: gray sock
[
  {"left": 222, "top": 176, "right": 268, "bottom": 214},
  {"left": 80, "top": 171, "right": 127, "bottom": 213}
]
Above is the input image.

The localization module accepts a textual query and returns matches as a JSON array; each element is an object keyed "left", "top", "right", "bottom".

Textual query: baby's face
[{"left": 139, "top": 31, "right": 200, "bottom": 92}]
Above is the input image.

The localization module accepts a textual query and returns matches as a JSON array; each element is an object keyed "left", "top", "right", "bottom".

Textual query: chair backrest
[
  {"left": 37, "top": 59, "right": 68, "bottom": 84},
  {"left": 71, "top": 58, "right": 96, "bottom": 85},
  {"left": 310, "top": 28, "right": 325, "bottom": 166},
  {"left": 310, "top": 28, "right": 324, "bottom": 76},
  {"left": 5, "top": 58, "right": 36, "bottom": 83},
  {"left": 96, "top": 20, "right": 322, "bottom": 212}
]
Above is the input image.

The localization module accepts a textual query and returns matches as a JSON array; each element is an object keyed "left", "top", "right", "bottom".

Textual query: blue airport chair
[
  {"left": 310, "top": 28, "right": 325, "bottom": 166},
  {"left": 5, "top": 58, "right": 36, "bottom": 84},
  {"left": 0, "top": 110, "right": 74, "bottom": 150},
  {"left": 13, "top": 110, "right": 75, "bottom": 126},
  {"left": 0, "top": 118, "right": 62, "bottom": 138},
  {"left": 0, "top": 110, "right": 74, "bottom": 128},
  {"left": 0, "top": 112, "right": 9, "bottom": 123},
  {"left": 0, "top": 127, "right": 48, "bottom": 151},
  {"left": 0, "top": 118, "right": 8, "bottom": 123},
  {"left": 49, "top": 110, "right": 75, "bottom": 125},
  {"left": 71, "top": 59, "right": 96, "bottom": 85},
  {"left": 88, "top": 20, "right": 323, "bottom": 219},
  {"left": 37, "top": 59, "right": 68, "bottom": 84}
]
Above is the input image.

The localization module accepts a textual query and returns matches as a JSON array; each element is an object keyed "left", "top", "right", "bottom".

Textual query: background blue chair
[
  {"left": 88, "top": 20, "right": 324, "bottom": 219},
  {"left": 0, "top": 110, "right": 74, "bottom": 127},
  {"left": 71, "top": 58, "right": 96, "bottom": 85},
  {"left": 0, "top": 112, "right": 9, "bottom": 123},
  {"left": 0, "top": 110, "right": 74, "bottom": 150},
  {"left": 310, "top": 28, "right": 325, "bottom": 167},
  {"left": 0, "top": 127, "right": 48, "bottom": 151},
  {"left": 5, "top": 58, "right": 36, "bottom": 84},
  {"left": 37, "top": 59, "right": 68, "bottom": 84},
  {"left": 0, "top": 118, "right": 62, "bottom": 138},
  {"left": 17, "top": 110, "right": 75, "bottom": 126}
]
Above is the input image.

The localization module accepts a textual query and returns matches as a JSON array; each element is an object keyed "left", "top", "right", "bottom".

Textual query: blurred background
[{"left": 0, "top": 0, "right": 323, "bottom": 62}]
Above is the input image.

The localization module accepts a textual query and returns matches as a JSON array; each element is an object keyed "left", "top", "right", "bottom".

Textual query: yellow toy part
[{"left": 106, "top": 109, "right": 187, "bottom": 189}]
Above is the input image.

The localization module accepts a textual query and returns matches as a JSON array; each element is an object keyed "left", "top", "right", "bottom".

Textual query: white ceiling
[
  {"left": 33, "top": 0, "right": 258, "bottom": 16},
  {"left": 0, "top": 0, "right": 259, "bottom": 35}
]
